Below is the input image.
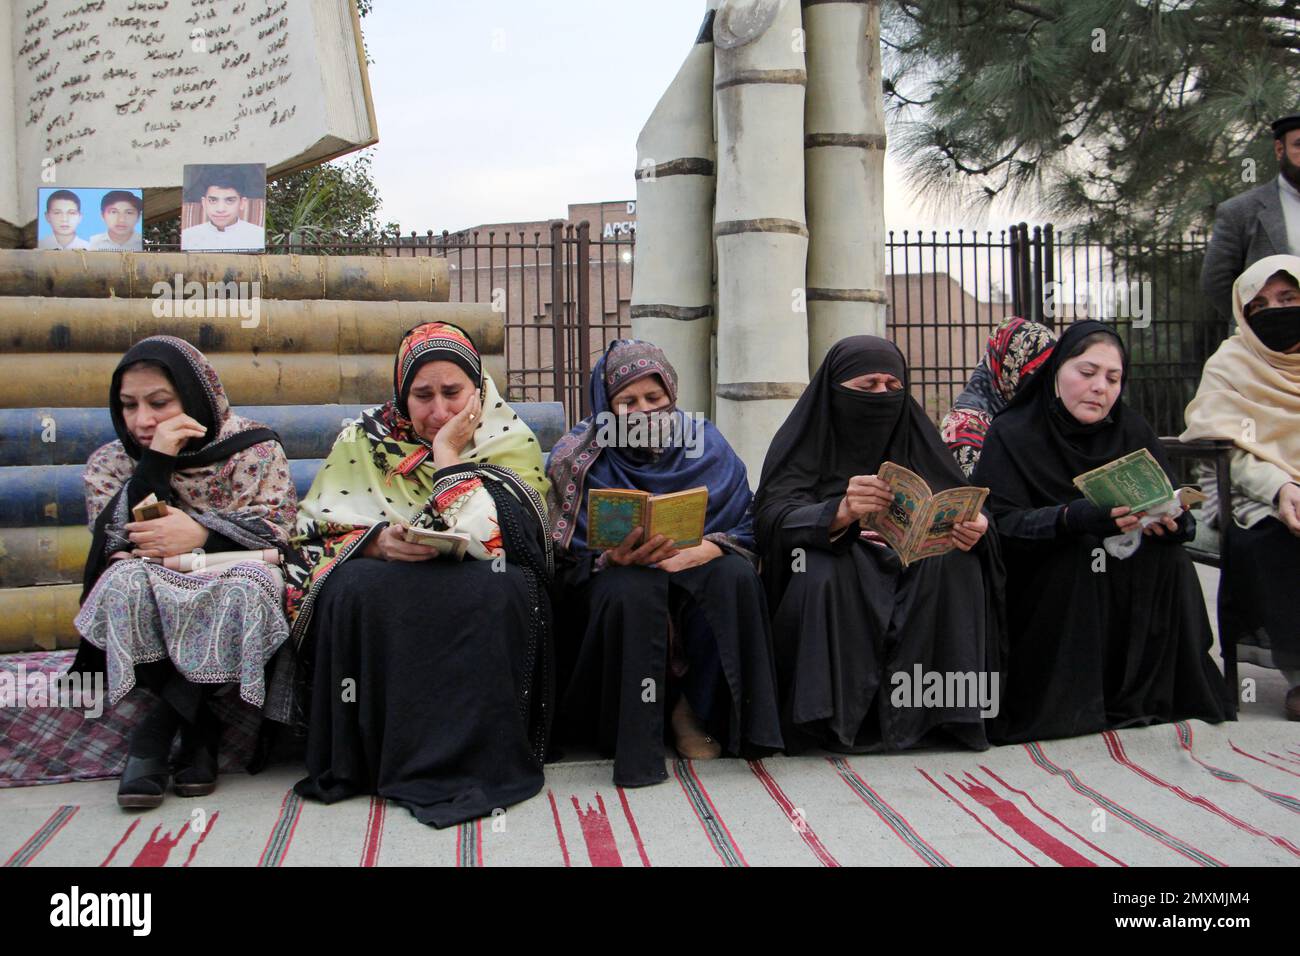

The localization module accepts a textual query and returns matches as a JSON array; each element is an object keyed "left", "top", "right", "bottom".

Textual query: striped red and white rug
[{"left": 3, "top": 719, "right": 1297, "bottom": 867}]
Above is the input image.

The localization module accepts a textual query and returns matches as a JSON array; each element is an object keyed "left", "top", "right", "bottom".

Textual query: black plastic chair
[{"left": 1159, "top": 436, "right": 1238, "bottom": 713}]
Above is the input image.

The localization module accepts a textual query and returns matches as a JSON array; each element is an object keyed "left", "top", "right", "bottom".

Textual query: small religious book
[
  {"left": 863, "top": 462, "right": 989, "bottom": 566},
  {"left": 1072, "top": 449, "right": 1175, "bottom": 513},
  {"left": 587, "top": 486, "right": 709, "bottom": 551},
  {"left": 403, "top": 525, "right": 472, "bottom": 561},
  {"left": 131, "top": 494, "right": 170, "bottom": 522}
]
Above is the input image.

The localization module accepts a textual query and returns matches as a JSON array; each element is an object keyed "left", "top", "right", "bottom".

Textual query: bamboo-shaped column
[
  {"left": 631, "top": 2, "right": 719, "bottom": 415},
  {"left": 713, "top": 0, "right": 810, "bottom": 481},
  {"left": 803, "top": 0, "right": 887, "bottom": 371}
]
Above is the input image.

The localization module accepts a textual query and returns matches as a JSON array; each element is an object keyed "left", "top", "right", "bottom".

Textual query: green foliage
[
  {"left": 884, "top": 0, "right": 1300, "bottom": 243},
  {"left": 263, "top": 150, "right": 399, "bottom": 249},
  {"left": 145, "top": 151, "right": 398, "bottom": 251}
]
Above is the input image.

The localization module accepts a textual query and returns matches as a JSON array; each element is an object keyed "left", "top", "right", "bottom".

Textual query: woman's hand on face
[
  {"left": 364, "top": 523, "right": 438, "bottom": 562},
  {"left": 604, "top": 527, "right": 680, "bottom": 567},
  {"left": 656, "top": 540, "right": 723, "bottom": 573},
  {"left": 431, "top": 391, "right": 482, "bottom": 468},
  {"left": 950, "top": 511, "right": 988, "bottom": 551},
  {"left": 127, "top": 509, "right": 209, "bottom": 558},
  {"left": 841, "top": 475, "right": 894, "bottom": 522},
  {"left": 148, "top": 414, "right": 207, "bottom": 456},
  {"left": 1278, "top": 483, "right": 1300, "bottom": 536}
]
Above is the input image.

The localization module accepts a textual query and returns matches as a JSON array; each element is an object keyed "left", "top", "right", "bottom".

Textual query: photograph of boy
[
  {"left": 180, "top": 164, "right": 267, "bottom": 252},
  {"left": 36, "top": 190, "right": 90, "bottom": 250},
  {"left": 88, "top": 190, "right": 144, "bottom": 251}
]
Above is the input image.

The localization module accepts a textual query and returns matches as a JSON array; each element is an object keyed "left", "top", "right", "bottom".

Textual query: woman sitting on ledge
[
  {"left": 547, "top": 339, "right": 782, "bottom": 787},
  {"left": 72, "top": 335, "right": 299, "bottom": 809},
  {"left": 286, "top": 321, "right": 554, "bottom": 828},
  {"left": 974, "top": 320, "right": 1233, "bottom": 742},
  {"left": 755, "top": 336, "right": 1001, "bottom": 754},
  {"left": 1183, "top": 255, "right": 1300, "bottom": 720}
]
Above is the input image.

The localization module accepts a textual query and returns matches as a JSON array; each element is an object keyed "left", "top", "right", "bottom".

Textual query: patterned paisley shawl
[{"left": 80, "top": 335, "right": 299, "bottom": 598}]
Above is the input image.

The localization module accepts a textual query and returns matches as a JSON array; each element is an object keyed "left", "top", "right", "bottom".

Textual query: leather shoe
[
  {"left": 117, "top": 755, "right": 170, "bottom": 809},
  {"left": 672, "top": 696, "right": 721, "bottom": 760}
]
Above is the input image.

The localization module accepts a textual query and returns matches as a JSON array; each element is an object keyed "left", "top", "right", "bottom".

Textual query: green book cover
[{"left": 1072, "top": 448, "right": 1174, "bottom": 513}]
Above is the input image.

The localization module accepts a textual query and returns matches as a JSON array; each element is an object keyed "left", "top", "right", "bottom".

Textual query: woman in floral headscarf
[
  {"left": 940, "top": 317, "right": 1057, "bottom": 477},
  {"left": 287, "top": 322, "right": 554, "bottom": 829},
  {"left": 72, "top": 335, "right": 299, "bottom": 809},
  {"left": 547, "top": 339, "right": 782, "bottom": 787}
]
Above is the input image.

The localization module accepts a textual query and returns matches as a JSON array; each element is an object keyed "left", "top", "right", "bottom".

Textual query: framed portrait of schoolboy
[
  {"left": 36, "top": 187, "right": 144, "bottom": 252},
  {"left": 180, "top": 163, "right": 267, "bottom": 253}
]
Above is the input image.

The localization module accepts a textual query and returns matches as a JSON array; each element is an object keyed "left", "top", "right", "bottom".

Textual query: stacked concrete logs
[
  {"left": 0, "top": 249, "right": 504, "bottom": 652},
  {"left": 630, "top": 0, "right": 888, "bottom": 480},
  {"left": 630, "top": 0, "right": 719, "bottom": 416}
]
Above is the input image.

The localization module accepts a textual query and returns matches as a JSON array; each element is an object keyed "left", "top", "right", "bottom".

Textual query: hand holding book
[
  {"left": 601, "top": 527, "right": 680, "bottom": 567},
  {"left": 859, "top": 463, "right": 990, "bottom": 566},
  {"left": 1071, "top": 449, "right": 1197, "bottom": 540}
]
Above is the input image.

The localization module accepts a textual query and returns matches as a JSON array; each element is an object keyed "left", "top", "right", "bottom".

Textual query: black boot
[
  {"left": 118, "top": 699, "right": 179, "bottom": 809},
  {"left": 173, "top": 703, "right": 220, "bottom": 797}
]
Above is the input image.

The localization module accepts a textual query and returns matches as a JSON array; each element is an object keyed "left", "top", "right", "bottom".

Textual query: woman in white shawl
[{"left": 1183, "top": 254, "right": 1300, "bottom": 719}]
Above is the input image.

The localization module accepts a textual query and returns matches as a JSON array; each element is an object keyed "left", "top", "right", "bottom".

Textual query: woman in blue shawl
[{"left": 548, "top": 339, "right": 783, "bottom": 786}]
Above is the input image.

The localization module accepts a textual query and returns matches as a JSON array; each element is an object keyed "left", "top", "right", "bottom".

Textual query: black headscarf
[
  {"left": 973, "top": 319, "right": 1172, "bottom": 506},
  {"left": 977, "top": 319, "right": 1180, "bottom": 509},
  {"left": 754, "top": 335, "right": 966, "bottom": 537}
]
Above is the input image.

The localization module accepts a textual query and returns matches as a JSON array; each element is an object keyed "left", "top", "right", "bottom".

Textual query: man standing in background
[{"left": 1202, "top": 114, "right": 1300, "bottom": 321}]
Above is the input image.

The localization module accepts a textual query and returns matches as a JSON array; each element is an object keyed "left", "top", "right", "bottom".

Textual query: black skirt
[
  {"left": 992, "top": 534, "right": 1233, "bottom": 743},
  {"left": 294, "top": 556, "right": 546, "bottom": 828},
  {"left": 770, "top": 540, "right": 995, "bottom": 753},
  {"left": 1223, "top": 516, "right": 1300, "bottom": 674},
  {"left": 555, "top": 553, "right": 783, "bottom": 787}
]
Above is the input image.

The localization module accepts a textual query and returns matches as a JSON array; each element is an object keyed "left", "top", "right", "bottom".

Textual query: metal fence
[{"left": 151, "top": 223, "right": 1226, "bottom": 437}]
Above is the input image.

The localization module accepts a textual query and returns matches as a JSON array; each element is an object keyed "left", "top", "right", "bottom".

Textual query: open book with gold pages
[
  {"left": 586, "top": 486, "right": 709, "bottom": 551},
  {"left": 863, "top": 462, "right": 988, "bottom": 566}
]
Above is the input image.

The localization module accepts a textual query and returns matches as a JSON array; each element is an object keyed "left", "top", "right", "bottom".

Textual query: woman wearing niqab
[{"left": 754, "top": 336, "right": 1003, "bottom": 753}]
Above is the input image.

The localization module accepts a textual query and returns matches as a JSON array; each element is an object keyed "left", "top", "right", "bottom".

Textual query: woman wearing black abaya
[
  {"left": 286, "top": 322, "right": 554, "bottom": 828},
  {"left": 754, "top": 337, "right": 1004, "bottom": 753},
  {"left": 973, "top": 320, "right": 1232, "bottom": 743},
  {"left": 548, "top": 340, "right": 783, "bottom": 787}
]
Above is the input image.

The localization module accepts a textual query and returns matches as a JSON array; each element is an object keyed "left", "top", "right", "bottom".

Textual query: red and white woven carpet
[{"left": 3, "top": 716, "right": 1297, "bottom": 867}]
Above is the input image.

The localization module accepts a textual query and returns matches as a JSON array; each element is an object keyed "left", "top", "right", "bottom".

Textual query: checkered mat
[{"left": 0, "top": 651, "right": 264, "bottom": 788}]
